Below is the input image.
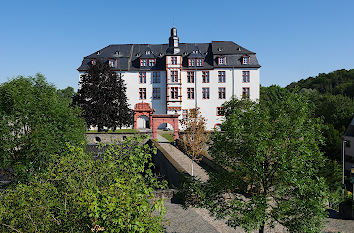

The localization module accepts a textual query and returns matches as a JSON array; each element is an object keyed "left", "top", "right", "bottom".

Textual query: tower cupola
[{"left": 168, "top": 27, "right": 180, "bottom": 54}]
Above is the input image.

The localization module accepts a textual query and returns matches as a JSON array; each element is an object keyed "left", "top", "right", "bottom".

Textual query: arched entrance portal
[
  {"left": 133, "top": 103, "right": 179, "bottom": 141},
  {"left": 137, "top": 115, "right": 150, "bottom": 129},
  {"left": 152, "top": 114, "right": 179, "bottom": 141},
  {"left": 134, "top": 103, "right": 153, "bottom": 130}
]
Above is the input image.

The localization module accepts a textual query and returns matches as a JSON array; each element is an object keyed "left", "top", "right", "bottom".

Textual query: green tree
[
  {"left": 0, "top": 74, "right": 86, "bottom": 182},
  {"left": 185, "top": 88, "right": 329, "bottom": 233},
  {"left": 0, "top": 135, "right": 166, "bottom": 232},
  {"left": 75, "top": 59, "right": 133, "bottom": 131},
  {"left": 179, "top": 108, "right": 209, "bottom": 176},
  {"left": 286, "top": 69, "right": 354, "bottom": 98}
]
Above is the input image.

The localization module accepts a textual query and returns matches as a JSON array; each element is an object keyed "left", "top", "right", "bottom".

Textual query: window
[
  {"left": 242, "top": 71, "right": 250, "bottom": 83},
  {"left": 188, "top": 59, "right": 195, "bottom": 67},
  {"left": 170, "top": 87, "right": 178, "bottom": 99},
  {"left": 171, "top": 56, "right": 177, "bottom": 65},
  {"left": 149, "top": 59, "right": 155, "bottom": 66},
  {"left": 171, "top": 70, "right": 178, "bottom": 83},
  {"left": 139, "top": 72, "right": 146, "bottom": 83},
  {"left": 202, "top": 87, "right": 210, "bottom": 99},
  {"left": 218, "top": 57, "right": 225, "bottom": 65},
  {"left": 91, "top": 59, "right": 96, "bottom": 65},
  {"left": 187, "top": 88, "right": 194, "bottom": 99},
  {"left": 242, "top": 87, "right": 250, "bottom": 98},
  {"left": 109, "top": 59, "right": 115, "bottom": 68},
  {"left": 202, "top": 71, "right": 209, "bottom": 83},
  {"left": 139, "top": 88, "right": 146, "bottom": 99},
  {"left": 218, "top": 87, "right": 226, "bottom": 99},
  {"left": 140, "top": 59, "right": 147, "bottom": 67},
  {"left": 217, "top": 107, "right": 224, "bottom": 116},
  {"left": 153, "top": 72, "right": 160, "bottom": 83},
  {"left": 218, "top": 71, "right": 226, "bottom": 83},
  {"left": 242, "top": 56, "right": 250, "bottom": 65},
  {"left": 196, "top": 59, "right": 203, "bottom": 66},
  {"left": 187, "top": 71, "right": 195, "bottom": 83},
  {"left": 182, "top": 109, "right": 188, "bottom": 120},
  {"left": 153, "top": 88, "right": 161, "bottom": 99}
]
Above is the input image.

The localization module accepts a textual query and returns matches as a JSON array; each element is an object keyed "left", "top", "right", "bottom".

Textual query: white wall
[
  {"left": 121, "top": 71, "right": 167, "bottom": 115},
  {"left": 79, "top": 66, "right": 260, "bottom": 131},
  {"left": 180, "top": 68, "right": 260, "bottom": 129}
]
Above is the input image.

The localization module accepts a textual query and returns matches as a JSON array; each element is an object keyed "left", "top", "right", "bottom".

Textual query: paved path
[
  {"left": 156, "top": 134, "right": 209, "bottom": 182},
  {"left": 163, "top": 201, "right": 354, "bottom": 233}
]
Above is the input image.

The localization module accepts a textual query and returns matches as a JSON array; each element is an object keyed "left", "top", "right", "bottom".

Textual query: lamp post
[{"left": 342, "top": 138, "right": 349, "bottom": 196}]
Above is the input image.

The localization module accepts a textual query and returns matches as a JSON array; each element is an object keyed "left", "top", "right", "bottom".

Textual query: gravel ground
[{"left": 163, "top": 201, "right": 354, "bottom": 233}]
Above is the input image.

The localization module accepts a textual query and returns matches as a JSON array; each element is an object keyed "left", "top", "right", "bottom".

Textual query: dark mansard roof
[{"left": 78, "top": 41, "right": 261, "bottom": 71}]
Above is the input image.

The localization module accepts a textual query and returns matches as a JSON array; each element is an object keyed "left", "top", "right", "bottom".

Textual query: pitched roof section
[{"left": 78, "top": 41, "right": 260, "bottom": 71}]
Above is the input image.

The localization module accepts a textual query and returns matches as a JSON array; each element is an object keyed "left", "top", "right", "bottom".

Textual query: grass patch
[
  {"left": 161, "top": 132, "right": 174, "bottom": 142},
  {"left": 86, "top": 129, "right": 137, "bottom": 133}
]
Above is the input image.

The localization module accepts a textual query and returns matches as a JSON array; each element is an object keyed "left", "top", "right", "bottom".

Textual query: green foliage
[
  {"left": 0, "top": 74, "right": 86, "bottom": 182},
  {"left": 75, "top": 60, "right": 133, "bottom": 131},
  {"left": 183, "top": 87, "right": 329, "bottom": 232},
  {"left": 0, "top": 135, "right": 166, "bottom": 232},
  {"left": 287, "top": 69, "right": 354, "bottom": 98},
  {"left": 161, "top": 132, "right": 174, "bottom": 142}
]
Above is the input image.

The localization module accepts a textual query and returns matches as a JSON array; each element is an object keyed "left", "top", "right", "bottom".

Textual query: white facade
[{"left": 78, "top": 28, "right": 261, "bottom": 130}]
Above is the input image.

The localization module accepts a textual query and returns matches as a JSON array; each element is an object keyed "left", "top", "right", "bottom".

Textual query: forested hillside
[
  {"left": 287, "top": 69, "right": 354, "bottom": 98},
  {"left": 285, "top": 69, "right": 354, "bottom": 163}
]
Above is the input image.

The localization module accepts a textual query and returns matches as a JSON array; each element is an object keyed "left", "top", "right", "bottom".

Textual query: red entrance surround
[
  {"left": 134, "top": 103, "right": 179, "bottom": 140},
  {"left": 152, "top": 114, "right": 179, "bottom": 140},
  {"left": 134, "top": 103, "right": 153, "bottom": 129}
]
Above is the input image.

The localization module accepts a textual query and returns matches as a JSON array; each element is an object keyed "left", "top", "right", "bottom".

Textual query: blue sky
[{"left": 0, "top": 0, "right": 353, "bottom": 89}]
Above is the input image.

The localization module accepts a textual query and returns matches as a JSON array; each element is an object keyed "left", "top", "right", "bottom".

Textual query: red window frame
[
  {"left": 171, "top": 56, "right": 177, "bottom": 65},
  {"left": 218, "top": 87, "right": 226, "bottom": 99},
  {"left": 202, "top": 71, "right": 209, "bottom": 83},
  {"left": 140, "top": 59, "right": 147, "bottom": 67},
  {"left": 171, "top": 70, "right": 178, "bottom": 83},
  {"left": 170, "top": 87, "right": 178, "bottom": 99},
  {"left": 149, "top": 59, "right": 156, "bottom": 66},
  {"left": 139, "top": 72, "right": 146, "bottom": 83},
  {"left": 187, "top": 71, "right": 195, "bottom": 83},
  {"left": 202, "top": 87, "right": 210, "bottom": 99},
  {"left": 139, "top": 88, "right": 146, "bottom": 100},
  {"left": 187, "top": 88, "right": 194, "bottom": 99},
  {"left": 196, "top": 59, "right": 203, "bottom": 66},
  {"left": 242, "top": 71, "right": 250, "bottom": 83},
  {"left": 242, "top": 87, "right": 250, "bottom": 98},
  {"left": 218, "top": 71, "right": 226, "bottom": 83},
  {"left": 108, "top": 59, "right": 116, "bottom": 68},
  {"left": 216, "top": 107, "right": 224, "bottom": 116},
  {"left": 218, "top": 57, "right": 225, "bottom": 65},
  {"left": 242, "top": 56, "right": 250, "bottom": 65}
]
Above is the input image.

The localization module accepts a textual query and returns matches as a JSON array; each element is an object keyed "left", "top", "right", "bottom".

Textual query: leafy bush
[
  {"left": 0, "top": 74, "right": 86, "bottom": 182},
  {"left": 0, "top": 136, "right": 166, "bottom": 232}
]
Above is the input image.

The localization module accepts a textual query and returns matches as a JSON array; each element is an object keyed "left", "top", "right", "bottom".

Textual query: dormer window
[
  {"left": 188, "top": 58, "right": 203, "bottom": 67},
  {"left": 242, "top": 56, "right": 250, "bottom": 65},
  {"left": 188, "top": 59, "right": 195, "bottom": 67},
  {"left": 218, "top": 57, "right": 225, "bottom": 65},
  {"left": 196, "top": 59, "right": 203, "bottom": 66},
  {"left": 108, "top": 59, "right": 116, "bottom": 68},
  {"left": 91, "top": 59, "right": 96, "bottom": 65},
  {"left": 140, "top": 59, "right": 147, "bottom": 67},
  {"left": 149, "top": 59, "right": 156, "bottom": 66}
]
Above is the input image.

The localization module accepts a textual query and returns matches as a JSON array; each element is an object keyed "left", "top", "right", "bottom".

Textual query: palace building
[{"left": 77, "top": 28, "right": 261, "bottom": 130}]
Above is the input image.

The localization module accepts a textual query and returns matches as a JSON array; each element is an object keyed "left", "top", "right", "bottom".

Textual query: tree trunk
[
  {"left": 98, "top": 124, "right": 103, "bottom": 132},
  {"left": 259, "top": 223, "right": 265, "bottom": 233}
]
